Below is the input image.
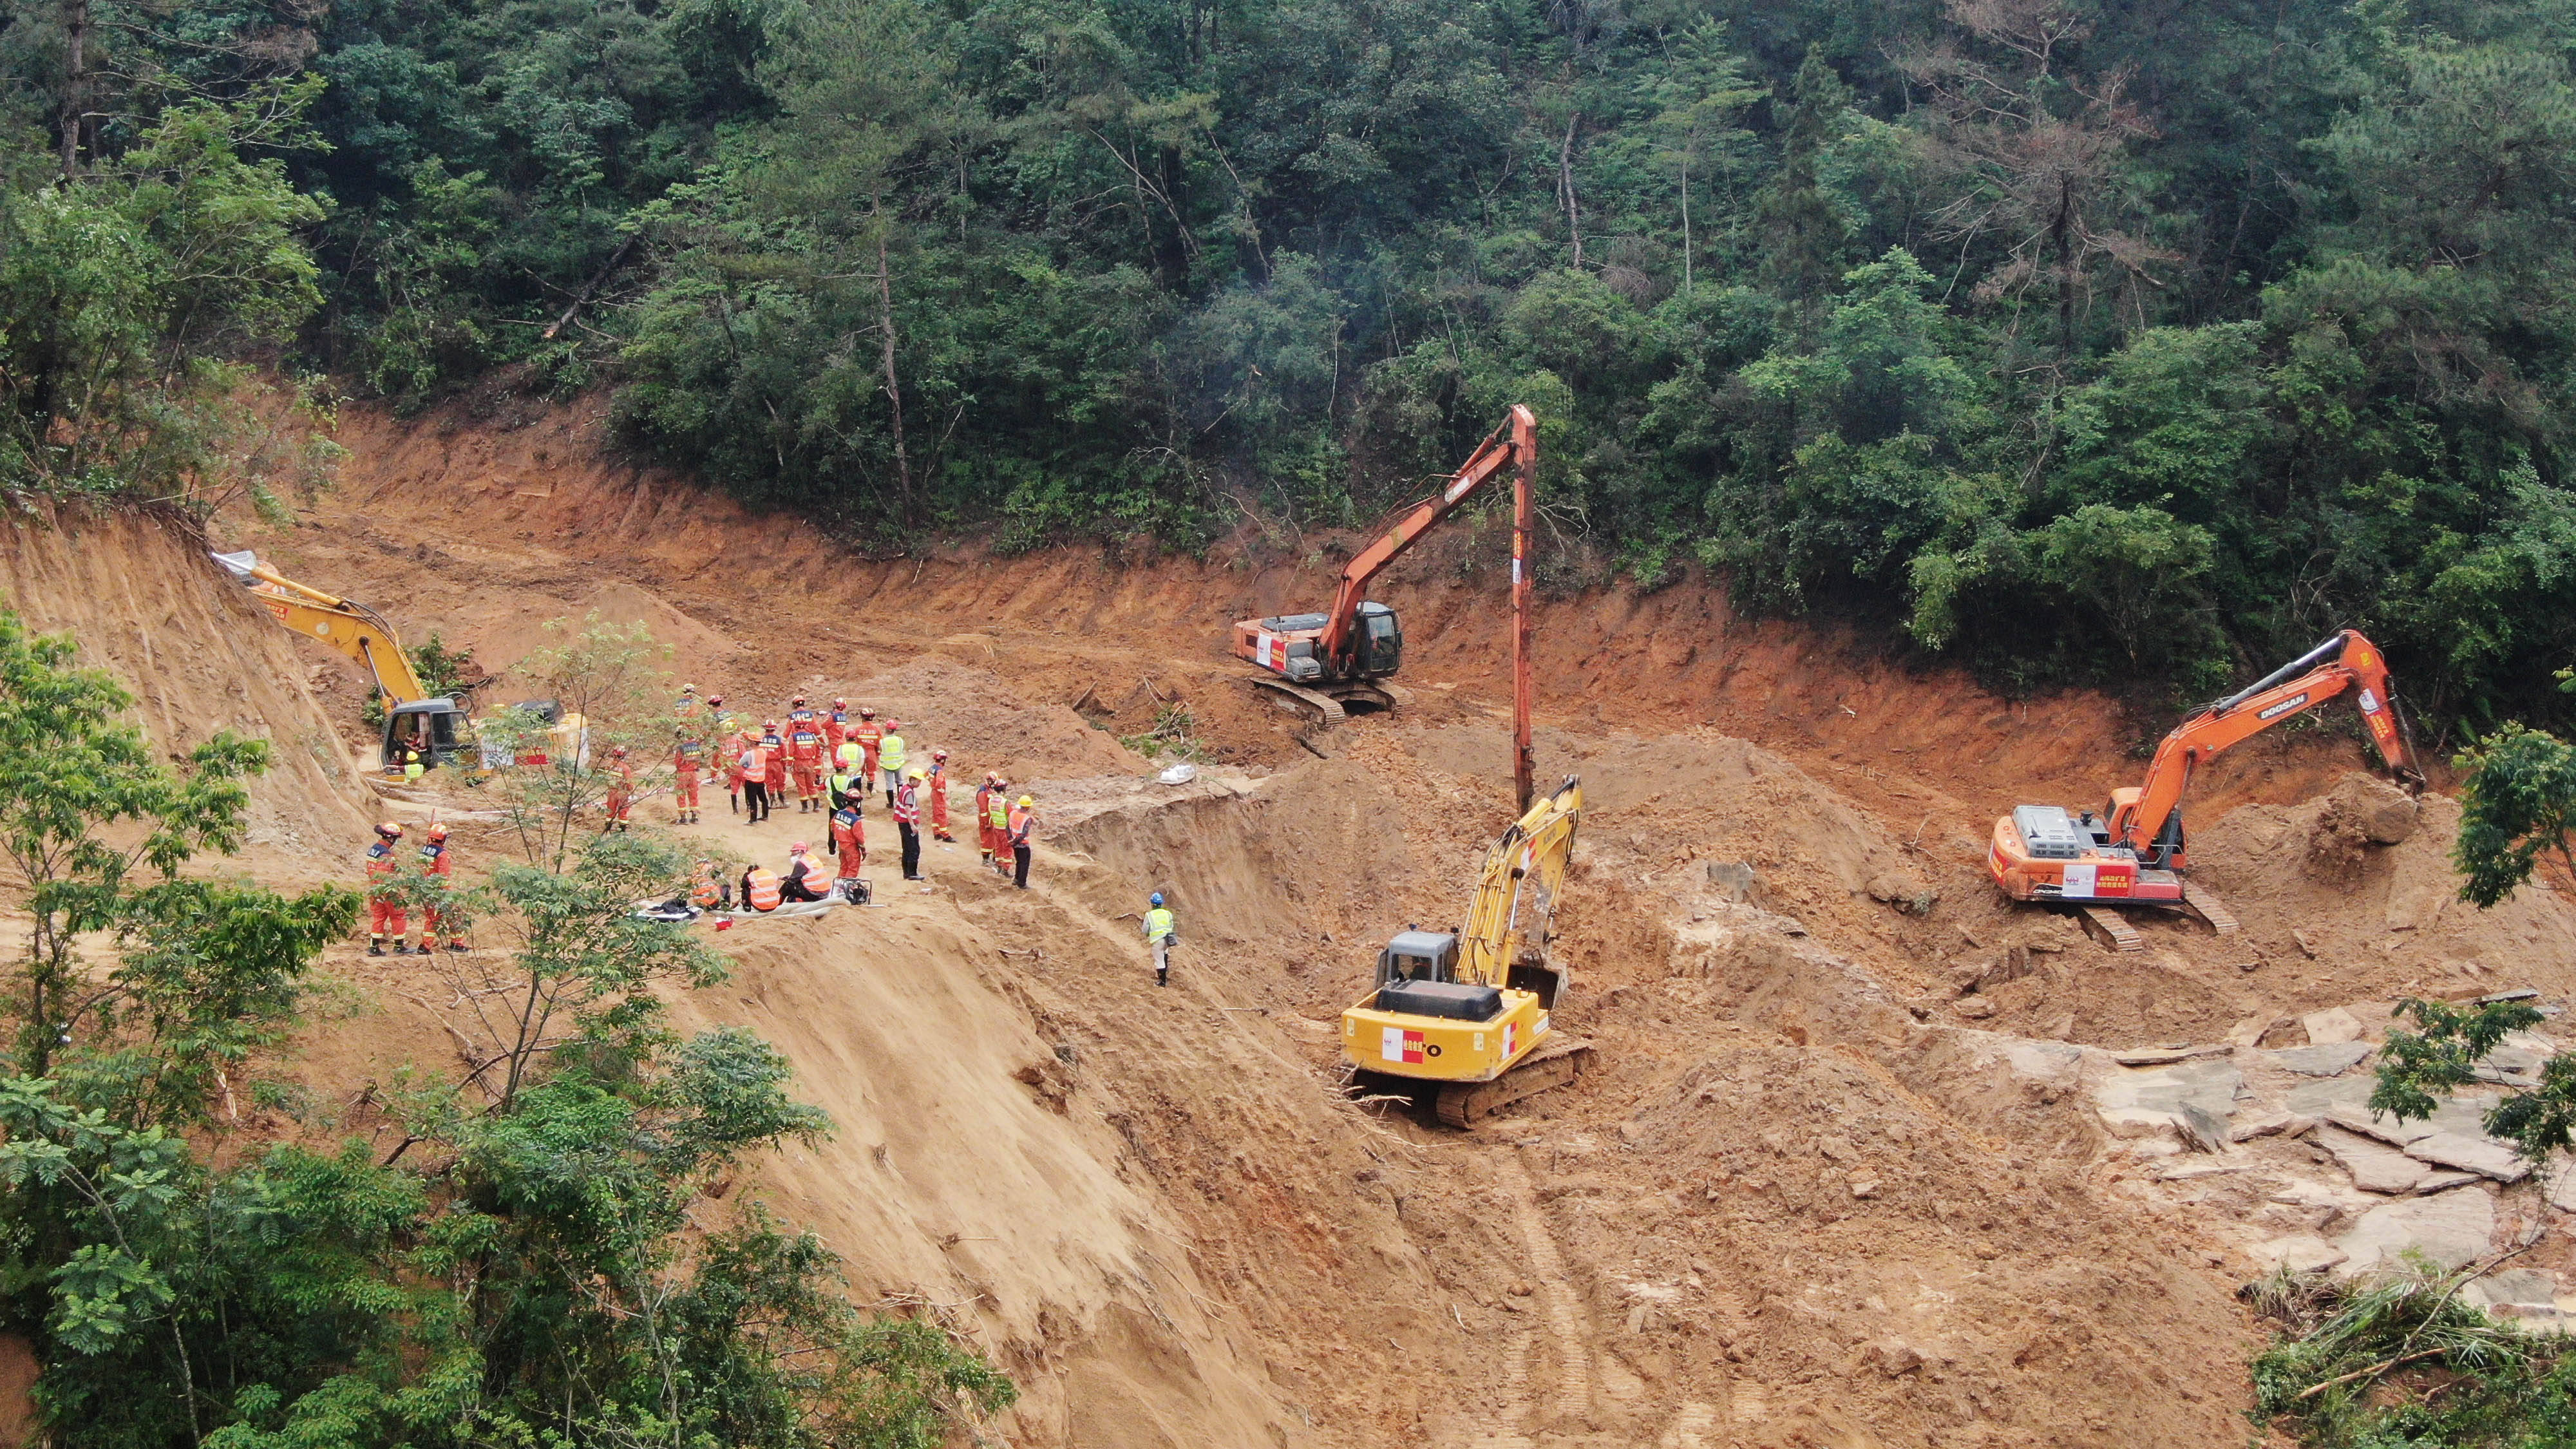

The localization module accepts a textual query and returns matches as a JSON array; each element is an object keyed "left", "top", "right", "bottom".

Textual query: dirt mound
[
  {"left": 0, "top": 506, "right": 371, "bottom": 877},
  {"left": 848, "top": 654, "right": 1150, "bottom": 782}
]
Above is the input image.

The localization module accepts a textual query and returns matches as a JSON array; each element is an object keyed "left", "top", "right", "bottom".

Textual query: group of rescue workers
[{"left": 360, "top": 682, "right": 1126, "bottom": 963}]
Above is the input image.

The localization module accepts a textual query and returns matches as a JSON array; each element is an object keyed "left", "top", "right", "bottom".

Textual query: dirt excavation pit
[{"left": 112, "top": 399, "right": 2572, "bottom": 1446}]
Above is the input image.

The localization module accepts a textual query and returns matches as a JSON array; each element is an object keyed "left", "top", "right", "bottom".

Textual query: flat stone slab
[
  {"left": 2316, "top": 1126, "right": 2434, "bottom": 1195},
  {"left": 2112, "top": 1044, "right": 2231, "bottom": 1066},
  {"left": 2336, "top": 1188, "right": 2496, "bottom": 1277},
  {"left": 2096, "top": 1058, "right": 2244, "bottom": 1142},
  {"left": 2251, "top": 1234, "right": 2348, "bottom": 1275},
  {"left": 2304, "top": 1007, "right": 2366, "bottom": 1045},
  {"left": 2468, "top": 1268, "right": 2559, "bottom": 1316},
  {"left": 2405, "top": 1132, "right": 2532, "bottom": 1184},
  {"left": 2266, "top": 1042, "right": 2374, "bottom": 1077}
]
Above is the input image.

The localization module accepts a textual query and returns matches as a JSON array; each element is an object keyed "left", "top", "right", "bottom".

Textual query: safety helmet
[
  {"left": 707, "top": 695, "right": 724, "bottom": 707},
  {"left": 375, "top": 822, "right": 404, "bottom": 840},
  {"left": 428, "top": 824, "right": 448, "bottom": 842},
  {"left": 1150, "top": 892, "right": 1164, "bottom": 906},
  {"left": 792, "top": 695, "right": 807, "bottom": 706},
  {"left": 762, "top": 719, "right": 777, "bottom": 730},
  {"left": 1018, "top": 795, "right": 1034, "bottom": 807},
  {"left": 859, "top": 706, "right": 875, "bottom": 717},
  {"left": 906, "top": 766, "right": 925, "bottom": 780},
  {"left": 932, "top": 748, "right": 948, "bottom": 760},
  {"left": 832, "top": 696, "right": 847, "bottom": 708},
  {"left": 681, "top": 683, "right": 697, "bottom": 694},
  {"left": 790, "top": 840, "right": 810, "bottom": 853},
  {"left": 611, "top": 744, "right": 628, "bottom": 757}
]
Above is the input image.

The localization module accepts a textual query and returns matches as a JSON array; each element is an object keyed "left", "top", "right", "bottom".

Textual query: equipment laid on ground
[
  {"left": 1233, "top": 406, "right": 1537, "bottom": 727},
  {"left": 213, "top": 550, "right": 476, "bottom": 772},
  {"left": 1343, "top": 777, "right": 1593, "bottom": 1126},
  {"left": 1987, "top": 629, "right": 2421, "bottom": 945}
]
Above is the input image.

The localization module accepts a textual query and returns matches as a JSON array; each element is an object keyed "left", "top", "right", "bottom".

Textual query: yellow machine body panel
[{"left": 1341, "top": 989, "right": 1551, "bottom": 1083}]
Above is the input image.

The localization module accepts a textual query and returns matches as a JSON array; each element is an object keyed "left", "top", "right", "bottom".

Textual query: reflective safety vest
[
  {"left": 1008, "top": 805, "right": 1033, "bottom": 844},
  {"left": 739, "top": 746, "right": 768, "bottom": 777},
  {"left": 690, "top": 870, "right": 724, "bottom": 907},
  {"left": 987, "top": 792, "right": 1010, "bottom": 829},
  {"left": 894, "top": 781, "right": 920, "bottom": 824},
  {"left": 744, "top": 867, "right": 782, "bottom": 911},
  {"left": 788, "top": 855, "right": 830, "bottom": 895},
  {"left": 878, "top": 734, "right": 907, "bottom": 774},
  {"left": 836, "top": 741, "right": 864, "bottom": 770},
  {"left": 1145, "top": 906, "right": 1175, "bottom": 942},
  {"left": 829, "top": 770, "right": 862, "bottom": 800}
]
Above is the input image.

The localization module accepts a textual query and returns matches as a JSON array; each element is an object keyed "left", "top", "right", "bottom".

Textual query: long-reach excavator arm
[
  {"left": 1312, "top": 406, "right": 1537, "bottom": 679},
  {"left": 211, "top": 550, "right": 430, "bottom": 704},
  {"left": 2110, "top": 629, "right": 2416, "bottom": 864},
  {"left": 1988, "top": 629, "right": 2420, "bottom": 908},
  {"left": 1232, "top": 406, "right": 1538, "bottom": 700},
  {"left": 1455, "top": 776, "right": 1582, "bottom": 996}
]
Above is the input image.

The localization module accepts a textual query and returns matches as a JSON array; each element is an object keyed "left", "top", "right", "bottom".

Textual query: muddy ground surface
[{"left": 22, "top": 389, "right": 2568, "bottom": 1447}]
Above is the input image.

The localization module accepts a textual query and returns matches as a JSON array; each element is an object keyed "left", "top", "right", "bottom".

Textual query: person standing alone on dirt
[
  {"left": 603, "top": 746, "right": 636, "bottom": 831},
  {"left": 1144, "top": 892, "right": 1176, "bottom": 987},
  {"left": 927, "top": 748, "right": 954, "bottom": 842},
  {"left": 895, "top": 766, "right": 925, "bottom": 880},
  {"left": 365, "top": 822, "right": 410, "bottom": 956},
  {"left": 1008, "top": 794, "right": 1037, "bottom": 889}
]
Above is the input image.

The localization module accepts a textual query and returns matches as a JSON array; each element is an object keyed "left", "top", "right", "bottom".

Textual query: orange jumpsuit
[
  {"left": 824, "top": 709, "right": 849, "bottom": 751},
  {"left": 366, "top": 840, "right": 406, "bottom": 945},
  {"left": 788, "top": 724, "right": 826, "bottom": 804},
  {"left": 674, "top": 736, "right": 705, "bottom": 814},
  {"left": 848, "top": 719, "right": 886, "bottom": 777},
  {"left": 927, "top": 761, "right": 952, "bottom": 840},
  {"left": 759, "top": 732, "right": 788, "bottom": 795},
  {"left": 831, "top": 806, "right": 867, "bottom": 879},
  {"left": 975, "top": 783, "right": 999, "bottom": 862},
  {"left": 419, "top": 836, "right": 461, "bottom": 948},
  {"left": 605, "top": 756, "right": 636, "bottom": 826}
]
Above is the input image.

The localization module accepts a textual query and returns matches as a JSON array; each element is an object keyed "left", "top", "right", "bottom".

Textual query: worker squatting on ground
[
  {"left": 692, "top": 858, "right": 732, "bottom": 910},
  {"left": 878, "top": 726, "right": 907, "bottom": 810},
  {"left": 895, "top": 768, "right": 925, "bottom": 880},
  {"left": 739, "top": 731, "right": 774, "bottom": 822},
  {"left": 366, "top": 822, "right": 410, "bottom": 954},
  {"left": 741, "top": 861, "right": 781, "bottom": 912},
  {"left": 927, "top": 749, "right": 954, "bottom": 840},
  {"left": 419, "top": 824, "right": 468, "bottom": 953},
  {"left": 1009, "top": 795, "right": 1036, "bottom": 889},
  {"left": 781, "top": 841, "right": 835, "bottom": 902},
  {"left": 1145, "top": 892, "right": 1176, "bottom": 987}
]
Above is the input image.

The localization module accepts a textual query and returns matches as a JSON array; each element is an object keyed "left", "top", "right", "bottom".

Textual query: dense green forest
[{"left": 5, "top": 0, "right": 2576, "bottom": 726}]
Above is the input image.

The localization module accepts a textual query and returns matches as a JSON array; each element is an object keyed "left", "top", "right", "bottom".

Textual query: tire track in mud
[
  {"left": 1498, "top": 1153, "right": 1592, "bottom": 1425},
  {"left": 1459, "top": 1332, "right": 1535, "bottom": 1449}
]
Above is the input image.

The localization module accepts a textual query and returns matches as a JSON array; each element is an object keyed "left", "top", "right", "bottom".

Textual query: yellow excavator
[
  {"left": 1342, "top": 777, "right": 1593, "bottom": 1126},
  {"left": 210, "top": 550, "right": 478, "bottom": 772}
]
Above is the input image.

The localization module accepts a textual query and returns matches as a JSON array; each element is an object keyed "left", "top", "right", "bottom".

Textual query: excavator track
[
  {"left": 2078, "top": 906, "right": 2145, "bottom": 953},
  {"left": 2181, "top": 883, "right": 2241, "bottom": 936},
  {"left": 1245, "top": 674, "right": 1347, "bottom": 727},
  {"left": 1436, "top": 1037, "right": 1594, "bottom": 1128}
]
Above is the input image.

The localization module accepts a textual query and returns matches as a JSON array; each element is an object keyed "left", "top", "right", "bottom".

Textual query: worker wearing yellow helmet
[{"left": 1007, "top": 793, "right": 1037, "bottom": 889}]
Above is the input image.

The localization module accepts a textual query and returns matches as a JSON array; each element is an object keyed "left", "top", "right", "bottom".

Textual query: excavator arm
[
  {"left": 1456, "top": 777, "right": 1583, "bottom": 991},
  {"left": 210, "top": 551, "right": 430, "bottom": 704},
  {"left": 1314, "top": 406, "right": 1538, "bottom": 677},
  {"left": 2113, "top": 629, "right": 2417, "bottom": 862}
]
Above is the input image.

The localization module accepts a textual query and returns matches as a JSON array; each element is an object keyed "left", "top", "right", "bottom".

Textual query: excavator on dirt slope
[
  {"left": 1343, "top": 775, "right": 1594, "bottom": 1126},
  {"left": 1231, "top": 405, "right": 1537, "bottom": 727},
  {"left": 1989, "top": 629, "right": 2423, "bottom": 949},
  {"left": 210, "top": 550, "right": 477, "bottom": 772}
]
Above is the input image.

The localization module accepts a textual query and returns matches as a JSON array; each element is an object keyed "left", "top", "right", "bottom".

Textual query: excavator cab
[
  {"left": 381, "top": 699, "right": 471, "bottom": 773},
  {"left": 1376, "top": 929, "right": 1459, "bottom": 987},
  {"left": 1355, "top": 602, "right": 1401, "bottom": 678}
]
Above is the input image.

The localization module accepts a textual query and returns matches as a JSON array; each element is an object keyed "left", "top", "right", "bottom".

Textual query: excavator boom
[
  {"left": 1988, "top": 629, "right": 2419, "bottom": 909},
  {"left": 1314, "top": 406, "right": 1538, "bottom": 675},
  {"left": 211, "top": 550, "right": 429, "bottom": 704}
]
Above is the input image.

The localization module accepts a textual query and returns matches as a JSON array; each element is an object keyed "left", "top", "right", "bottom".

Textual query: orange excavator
[
  {"left": 1988, "top": 629, "right": 2422, "bottom": 943},
  {"left": 1231, "top": 406, "right": 1537, "bottom": 726}
]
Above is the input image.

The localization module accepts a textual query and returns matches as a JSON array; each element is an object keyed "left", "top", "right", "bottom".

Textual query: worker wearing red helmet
[
  {"left": 847, "top": 706, "right": 886, "bottom": 779},
  {"left": 673, "top": 714, "right": 708, "bottom": 826},
  {"left": 779, "top": 840, "right": 834, "bottom": 903},
  {"left": 758, "top": 719, "right": 789, "bottom": 811},
  {"left": 365, "top": 822, "right": 410, "bottom": 956},
  {"left": 418, "top": 822, "right": 467, "bottom": 953},
  {"left": 830, "top": 795, "right": 867, "bottom": 887},
  {"left": 787, "top": 710, "right": 826, "bottom": 813},
  {"left": 604, "top": 744, "right": 636, "bottom": 831},
  {"left": 824, "top": 697, "right": 851, "bottom": 752},
  {"left": 926, "top": 748, "right": 954, "bottom": 842}
]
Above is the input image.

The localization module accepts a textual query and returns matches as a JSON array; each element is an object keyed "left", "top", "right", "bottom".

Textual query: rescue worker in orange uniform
[
  {"left": 758, "top": 720, "right": 789, "bottom": 815},
  {"left": 847, "top": 706, "right": 886, "bottom": 778},
  {"left": 365, "top": 822, "right": 409, "bottom": 955},
  {"left": 927, "top": 748, "right": 954, "bottom": 842},
  {"left": 418, "top": 822, "right": 466, "bottom": 953},
  {"left": 691, "top": 858, "right": 730, "bottom": 911},
  {"left": 603, "top": 744, "right": 636, "bottom": 831},
  {"left": 824, "top": 697, "right": 851, "bottom": 752},
  {"left": 673, "top": 723, "right": 707, "bottom": 824},
  {"left": 788, "top": 712, "right": 826, "bottom": 813},
  {"left": 831, "top": 797, "right": 867, "bottom": 887},
  {"left": 978, "top": 773, "right": 1009, "bottom": 873},
  {"left": 676, "top": 683, "right": 701, "bottom": 717}
]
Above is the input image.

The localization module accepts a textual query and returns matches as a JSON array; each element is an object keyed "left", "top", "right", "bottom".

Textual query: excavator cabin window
[
  {"left": 1358, "top": 603, "right": 1401, "bottom": 676},
  {"left": 1375, "top": 929, "right": 1458, "bottom": 988}
]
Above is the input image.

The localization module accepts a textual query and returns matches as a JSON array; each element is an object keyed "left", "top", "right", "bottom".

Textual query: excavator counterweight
[
  {"left": 1342, "top": 777, "right": 1592, "bottom": 1126},
  {"left": 1988, "top": 629, "right": 2421, "bottom": 922}
]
